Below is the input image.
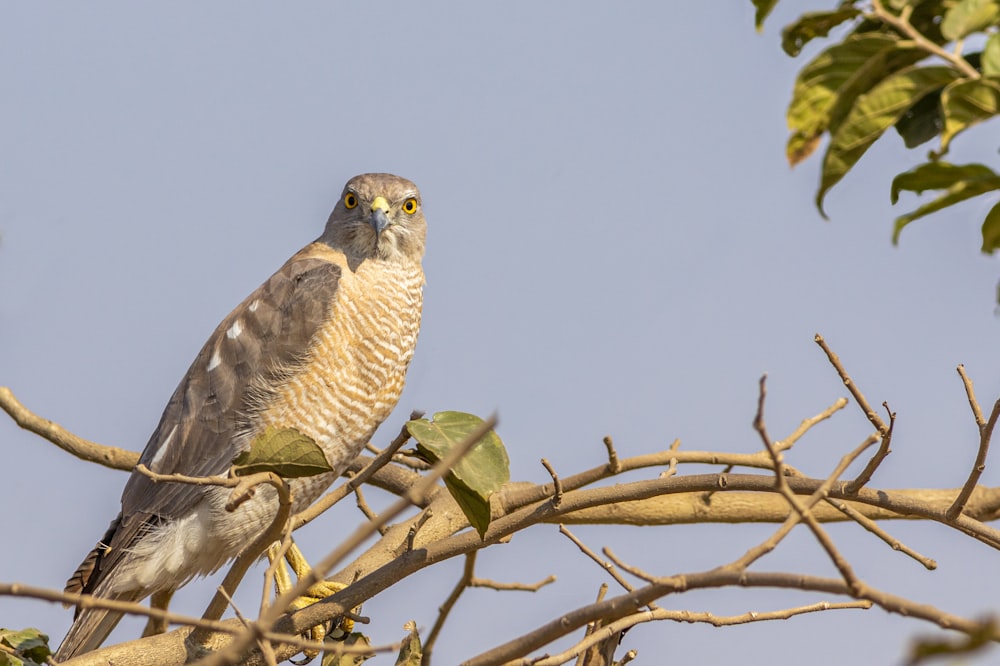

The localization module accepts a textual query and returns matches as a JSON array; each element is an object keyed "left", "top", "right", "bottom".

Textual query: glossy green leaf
[
  {"left": 232, "top": 427, "right": 333, "bottom": 478},
  {"left": 408, "top": 412, "right": 510, "bottom": 538},
  {"left": 781, "top": 8, "right": 862, "bottom": 56},
  {"left": 941, "top": 0, "right": 1000, "bottom": 40},
  {"left": 984, "top": 33, "right": 1000, "bottom": 77},
  {"left": 890, "top": 162, "right": 1000, "bottom": 242},
  {"left": 818, "top": 66, "right": 962, "bottom": 214},
  {"left": 753, "top": 0, "right": 780, "bottom": 31},
  {"left": 982, "top": 201, "right": 1000, "bottom": 252},
  {"left": 939, "top": 78, "right": 1000, "bottom": 152},
  {"left": 787, "top": 33, "right": 905, "bottom": 165}
]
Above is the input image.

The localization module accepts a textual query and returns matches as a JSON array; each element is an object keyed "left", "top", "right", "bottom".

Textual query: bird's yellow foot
[{"left": 269, "top": 541, "right": 358, "bottom": 655}]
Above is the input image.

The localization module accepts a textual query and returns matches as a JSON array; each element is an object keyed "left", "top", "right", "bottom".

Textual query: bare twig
[
  {"left": 353, "top": 484, "right": 387, "bottom": 535},
  {"left": 463, "top": 566, "right": 998, "bottom": 666},
  {"left": 602, "top": 436, "right": 621, "bottom": 473},
  {"left": 470, "top": 575, "right": 556, "bottom": 592},
  {"left": 424, "top": 551, "right": 478, "bottom": 666},
  {"left": 407, "top": 509, "right": 434, "bottom": 551},
  {"left": 776, "top": 397, "right": 849, "bottom": 452},
  {"left": 217, "top": 587, "right": 277, "bottom": 666},
  {"left": 948, "top": 397, "right": 1000, "bottom": 520},
  {"left": 533, "top": 600, "right": 872, "bottom": 666},
  {"left": 0, "top": 386, "right": 138, "bottom": 470},
  {"left": 826, "top": 498, "right": 937, "bottom": 570},
  {"left": 845, "top": 403, "right": 895, "bottom": 495},
  {"left": 957, "top": 365, "right": 987, "bottom": 427},
  {"left": 541, "top": 458, "right": 564, "bottom": 507},
  {"left": 814, "top": 334, "right": 888, "bottom": 435},
  {"left": 558, "top": 525, "right": 650, "bottom": 605}
]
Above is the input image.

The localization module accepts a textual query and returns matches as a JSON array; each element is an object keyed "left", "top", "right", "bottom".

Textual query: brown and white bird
[{"left": 56, "top": 173, "right": 426, "bottom": 660}]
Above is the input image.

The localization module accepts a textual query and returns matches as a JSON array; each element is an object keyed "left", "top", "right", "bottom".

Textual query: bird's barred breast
[{"left": 259, "top": 251, "right": 424, "bottom": 511}]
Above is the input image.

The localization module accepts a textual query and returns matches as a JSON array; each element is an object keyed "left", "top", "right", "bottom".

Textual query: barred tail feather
[{"left": 54, "top": 585, "right": 141, "bottom": 662}]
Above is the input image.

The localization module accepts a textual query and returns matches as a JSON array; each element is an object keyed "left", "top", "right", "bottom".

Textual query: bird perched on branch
[{"left": 55, "top": 173, "right": 427, "bottom": 660}]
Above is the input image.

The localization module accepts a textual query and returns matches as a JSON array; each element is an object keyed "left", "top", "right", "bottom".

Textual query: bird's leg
[
  {"left": 268, "top": 541, "right": 357, "bottom": 650},
  {"left": 142, "top": 589, "right": 174, "bottom": 637}
]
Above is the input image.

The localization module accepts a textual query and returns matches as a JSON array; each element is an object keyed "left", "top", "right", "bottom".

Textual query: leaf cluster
[{"left": 755, "top": 0, "right": 1000, "bottom": 264}]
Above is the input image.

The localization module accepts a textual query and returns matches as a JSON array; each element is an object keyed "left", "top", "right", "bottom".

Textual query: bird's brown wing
[{"left": 66, "top": 246, "right": 342, "bottom": 598}]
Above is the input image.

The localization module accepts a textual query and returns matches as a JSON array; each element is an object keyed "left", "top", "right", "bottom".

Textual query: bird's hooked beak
[{"left": 370, "top": 196, "right": 391, "bottom": 237}]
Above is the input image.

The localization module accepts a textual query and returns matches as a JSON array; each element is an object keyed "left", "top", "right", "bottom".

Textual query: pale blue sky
[{"left": 2, "top": 3, "right": 999, "bottom": 664}]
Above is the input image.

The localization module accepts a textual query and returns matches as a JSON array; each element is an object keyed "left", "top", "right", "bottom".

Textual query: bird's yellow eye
[
  {"left": 402, "top": 197, "right": 418, "bottom": 214},
  {"left": 344, "top": 192, "right": 359, "bottom": 209}
]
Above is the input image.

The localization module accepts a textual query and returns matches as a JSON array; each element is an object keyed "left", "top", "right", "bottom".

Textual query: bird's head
[{"left": 321, "top": 173, "right": 426, "bottom": 264}]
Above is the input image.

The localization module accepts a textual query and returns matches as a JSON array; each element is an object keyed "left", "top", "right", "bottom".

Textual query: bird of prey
[{"left": 55, "top": 173, "right": 427, "bottom": 660}]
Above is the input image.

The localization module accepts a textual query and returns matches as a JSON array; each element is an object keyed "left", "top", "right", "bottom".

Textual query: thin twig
[
  {"left": 776, "top": 397, "right": 849, "bottom": 452},
  {"left": 826, "top": 498, "right": 937, "bottom": 570},
  {"left": 871, "top": 0, "right": 980, "bottom": 78},
  {"left": 845, "top": 403, "right": 895, "bottom": 495},
  {"left": 541, "top": 458, "right": 564, "bottom": 507},
  {"left": 559, "top": 524, "right": 657, "bottom": 610},
  {"left": 407, "top": 509, "right": 434, "bottom": 551},
  {"left": 353, "top": 484, "right": 387, "bottom": 535},
  {"left": 814, "top": 334, "right": 888, "bottom": 435},
  {"left": 533, "top": 601, "right": 871, "bottom": 666},
  {"left": 603, "top": 436, "right": 621, "bottom": 473},
  {"left": 423, "top": 551, "right": 478, "bottom": 666},
  {"left": 756, "top": 398, "right": 866, "bottom": 592},
  {"left": 469, "top": 575, "right": 556, "bottom": 592},
  {"left": 0, "top": 386, "right": 138, "bottom": 470},
  {"left": 218, "top": 587, "right": 277, "bottom": 666},
  {"left": 576, "top": 584, "right": 610, "bottom": 666},
  {"left": 948, "top": 397, "right": 1000, "bottom": 520},
  {"left": 957, "top": 365, "right": 987, "bottom": 427}
]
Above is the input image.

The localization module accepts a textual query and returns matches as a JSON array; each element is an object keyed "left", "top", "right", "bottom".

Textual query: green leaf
[
  {"left": 753, "top": 0, "right": 780, "bottom": 31},
  {"left": 984, "top": 33, "right": 1000, "bottom": 77},
  {"left": 941, "top": 0, "right": 1000, "bottom": 41},
  {"left": 781, "top": 8, "right": 862, "bottom": 57},
  {"left": 894, "top": 89, "right": 943, "bottom": 148},
  {"left": 890, "top": 162, "right": 1000, "bottom": 242},
  {"left": 939, "top": 78, "right": 1000, "bottom": 152},
  {"left": 891, "top": 161, "right": 997, "bottom": 203},
  {"left": 818, "top": 66, "right": 963, "bottom": 214},
  {"left": 786, "top": 33, "right": 922, "bottom": 165},
  {"left": 982, "top": 201, "right": 1000, "bottom": 252},
  {"left": 407, "top": 412, "right": 510, "bottom": 538},
  {"left": 232, "top": 427, "right": 333, "bottom": 478},
  {"left": 0, "top": 628, "right": 50, "bottom": 666}
]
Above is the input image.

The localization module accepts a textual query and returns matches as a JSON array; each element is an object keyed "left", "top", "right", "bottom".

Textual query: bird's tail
[{"left": 54, "top": 585, "right": 142, "bottom": 662}]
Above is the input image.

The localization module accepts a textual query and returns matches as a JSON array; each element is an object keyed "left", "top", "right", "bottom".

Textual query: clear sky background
[{"left": 2, "top": 3, "right": 999, "bottom": 664}]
